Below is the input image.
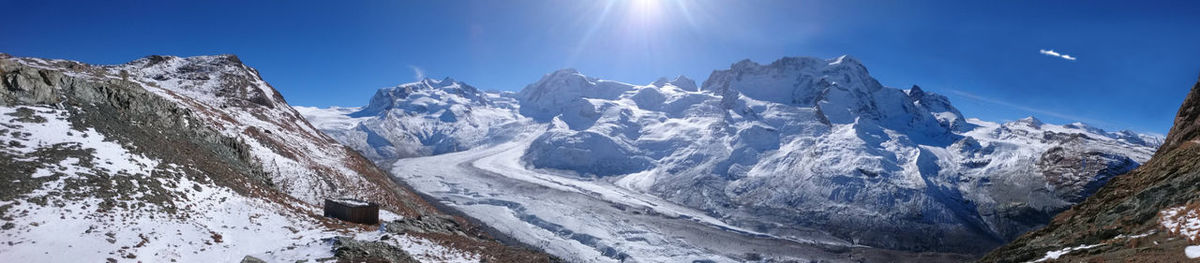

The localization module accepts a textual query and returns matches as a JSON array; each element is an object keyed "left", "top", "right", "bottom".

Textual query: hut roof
[{"left": 329, "top": 198, "right": 372, "bottom": 207}]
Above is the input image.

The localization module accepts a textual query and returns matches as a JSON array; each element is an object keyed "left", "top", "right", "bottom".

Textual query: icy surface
[{"left": 391, "top": 138, "right": 918, "bottom": 262}]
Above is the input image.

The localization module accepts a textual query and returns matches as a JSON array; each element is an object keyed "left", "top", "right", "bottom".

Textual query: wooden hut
[{"left": 323, "top": 198, "right": 379, "bottom": 225}]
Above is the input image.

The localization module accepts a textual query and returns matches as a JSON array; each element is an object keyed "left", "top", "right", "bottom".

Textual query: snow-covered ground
[
  {"left": 1161, "top": 205, "right": 1200, "bottom": 242},
  {"left": 1161, "top": 204, "right": 1200, "bottom": 259},
  {"left": 0, "top": 105, "right": 475, "bottom": 262}
]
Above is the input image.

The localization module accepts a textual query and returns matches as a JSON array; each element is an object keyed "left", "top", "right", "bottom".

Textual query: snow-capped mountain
[
  {"left": 0, "top": 53, "right": 551, "bottom": 262},
  {"left": 300, "top": 55, "right": 1160, "bottom": 260},
  {"left": 296, "top": 77, "right": 528, "bottom": 165}
]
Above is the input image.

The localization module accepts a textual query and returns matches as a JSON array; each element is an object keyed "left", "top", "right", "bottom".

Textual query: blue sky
[{"left": 3, "top": 0, "right": 1198, "bottom": 134}]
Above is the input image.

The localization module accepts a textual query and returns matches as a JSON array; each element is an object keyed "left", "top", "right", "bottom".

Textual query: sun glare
[{"left": 628, "top": 0, "right": 663, "bottom": 22}]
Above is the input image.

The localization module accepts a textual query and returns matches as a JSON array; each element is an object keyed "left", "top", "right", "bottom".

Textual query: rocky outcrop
[
  {"left": 1037, "top": 144, "right": 1138, "bottom": 202},
  {"left": 0, "top": 55, "right": 270, "bottom": 199},
  {"left": 330, "top": 236, "right": 420, "bottom": 263},
  {"left": 981, "top": 74, "right": 1200, "bottom": 262}
]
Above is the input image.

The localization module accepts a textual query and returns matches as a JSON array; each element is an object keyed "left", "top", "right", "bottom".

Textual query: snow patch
[
  {"left": 1161, "top": 205, "right": 1200, "bottom": 241},
  {"left": 1187, "top": 246, "right": 1200, "bottom": 259},
  {"left": 1031, "top": 244, "right": 1101, "bottom": 262}
]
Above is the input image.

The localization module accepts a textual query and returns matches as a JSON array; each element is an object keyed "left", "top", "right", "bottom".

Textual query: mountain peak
[
  {"left": 1015, "top": 116, "right": 1044, "bottom": 127},
  {"left": 1157, "top": 73, "right": 1200, "bottom": 154},
  {"left": 907, "top": 85, "right": 926, "bottom": 97},
  {"left": 550, "top": 68, "right": 581, "bottom": 76},
  {"left": 651, "top": 75, "right": 698, "bottom": 91},
  {"left": 518, "top": 68, "right": 636, "bottom": 121},
  {"left": 420, "top": 76, "right": 459, "bottom": 84},
  {"left": 1064, "top": 121, "right": 1098, "bottom": 130},
  {"left": 830, "top": 54, "right": 861, "bottom": 66},
  {"left": 113, "top": 53, "right": 284, "bottom": 109},
  {"left": 417, "top": 77, "right": 455, "bottom": 87},
  {"left": 731, "top": 59, "right": 759, "bottom": 70},
  {"left": 403, "top": 77, "right": 477, "bottom": 92},
  {"left": 726, "top": 55, "right": 865, "bottom": 74},
  {"left": 354, "top": 77, "right": 487, "bottom": 117},
  {"left": 132, "top": 54, "right": 244, "bottom": 67}
]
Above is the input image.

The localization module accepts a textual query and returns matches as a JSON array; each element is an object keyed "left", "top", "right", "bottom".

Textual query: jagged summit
[
  {"left": 110, "top": 53, "right": 286, "bottom": 110},
  {"left": 702, "top": 55, "right": 882, "bottom": 99},
  {"left": 830, "top": 54, "right": 862, "bottom": 65},
  {"left": 549, "top": 67, "right": 580, "bottom": 75},
  {"left": 1158, "top": 74, "right": 1200, "bottom": 155},
  {"left": 724, "top": 55, "right": 865, "bottom": 75},
  {"left": 703, "top": 54, "right": 950, "bottom": 141},
  {"left": 352, "top": 77, "right": 489, "bottom": 117},
  {"left": 127, "top": 54, "right": 244, "bottom": 68},
  {"left": 907, "top": 85, "right": 926, "bottom": 96},
  {"left": 650, "top": 75, "right": 697, "bottom": 91},
  {"left": 1014, "top": 116, "right": 1045, "bottom": 127},
  {"left": 518, "top": 68, "right": 636, "bottom": 121}
]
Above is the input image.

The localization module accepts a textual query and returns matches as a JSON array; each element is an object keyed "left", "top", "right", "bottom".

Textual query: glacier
[{"left": 301, "top": 55, "right": 1160, "bottom": 261}]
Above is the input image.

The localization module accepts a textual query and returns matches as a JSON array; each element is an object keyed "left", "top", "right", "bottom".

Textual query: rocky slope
[
  {"left": 302, "top": 55, "right": 1161, "bottom": 258},
  {"left": 980, "top": 74, "right": 1200, "bottom": 262},
  {"left": 0, "top": 53, "right": 552, "bottom": 262}
]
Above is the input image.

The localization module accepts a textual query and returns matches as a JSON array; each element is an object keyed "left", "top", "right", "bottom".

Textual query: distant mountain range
[
  {"left": 299, "top": 55, "right": 1161, "bottom": 260},
  {"left": 981, "top": 73, "right": 1200, "bottom": 262}
]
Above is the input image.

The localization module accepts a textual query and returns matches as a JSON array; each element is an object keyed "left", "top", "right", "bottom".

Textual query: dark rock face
[
  {"left": 1037, "top": 145, "right": 1139, "bottom": 202},
  {"left": 981, "top": 75, "right": 1200, "bottom": 262},
  {"left": 1162, "top": 76, "right": 1200, "bottom": 156}
]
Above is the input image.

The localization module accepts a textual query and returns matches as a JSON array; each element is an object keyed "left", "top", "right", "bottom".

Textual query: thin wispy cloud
[
  {"left": 409, "top": 65, "right": 426, "bottom": 81},
  {"left": 946, "top": 89, "right": 1109, "bottom": 127},
  {"left": 1039, "top": 49, "right": 1077, "bottom": 61}
]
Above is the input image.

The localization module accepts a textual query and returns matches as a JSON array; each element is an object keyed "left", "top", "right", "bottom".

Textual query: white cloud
[
  {"left": 1040, "top": 49, "right": 1077, "bottom": 61},
  {"left": 409, "top": 65, "right": 426, "bottom": 81}
]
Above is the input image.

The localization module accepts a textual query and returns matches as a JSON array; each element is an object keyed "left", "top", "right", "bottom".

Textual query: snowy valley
[{"left": 299, "top": 55, "right": 1162, "bottom": 262}]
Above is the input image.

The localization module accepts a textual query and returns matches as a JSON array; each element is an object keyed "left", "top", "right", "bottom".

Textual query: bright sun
[{"left": 628, "top": 0, "right": 663, "bottom": 21}]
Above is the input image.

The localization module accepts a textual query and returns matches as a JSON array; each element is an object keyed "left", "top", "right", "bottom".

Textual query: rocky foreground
[{"left": 0, "top": 53, "right": 553, "bottom": 262}]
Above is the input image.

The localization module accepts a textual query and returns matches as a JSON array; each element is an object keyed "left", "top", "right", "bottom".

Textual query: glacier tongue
[{"left": 302, "top": 55, "right": 1161, "bottom": 259}]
